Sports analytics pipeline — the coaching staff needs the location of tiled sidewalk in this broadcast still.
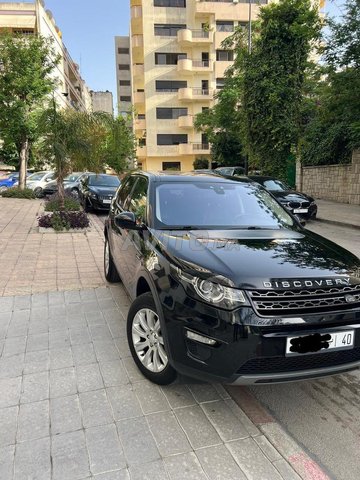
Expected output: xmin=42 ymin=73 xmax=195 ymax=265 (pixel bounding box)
xmin=0 ymin=286 xmax=303 ymax=480
xmin=0 ymin=198 xmax=106 ymax=296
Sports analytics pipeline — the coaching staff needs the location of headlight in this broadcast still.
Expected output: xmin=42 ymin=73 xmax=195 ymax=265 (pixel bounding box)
xmin=89 ymin=192 xmax=97 ymax=199
xmin=174 ymin=267 xmax=248 ymax=310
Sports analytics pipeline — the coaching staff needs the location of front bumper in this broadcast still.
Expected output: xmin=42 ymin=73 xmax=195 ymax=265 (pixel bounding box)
xmin=159 ymin=289 xmax=360 ymax=384
xmin=89 ymin=197 xmax=112 ymax=210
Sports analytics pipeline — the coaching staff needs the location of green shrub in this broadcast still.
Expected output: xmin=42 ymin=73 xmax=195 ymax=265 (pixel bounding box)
xmin=44 ymin=197 xmax=81 ymax=212
xmin=1 ymin=188 xmax=36 ymax=199
xmin=38 ymin=211 xmax=90 ymax=231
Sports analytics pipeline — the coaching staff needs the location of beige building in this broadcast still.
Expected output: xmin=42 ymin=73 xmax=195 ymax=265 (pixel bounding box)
xmin=0 ymin=0 xmax=92 ymax=112
xmin=115 ymin=36 xmax=132 ymax=117
xmin=129 ymin=0 xmax=265 ymax=171
xmin=91 ymin=90 xmax=114 ymax=115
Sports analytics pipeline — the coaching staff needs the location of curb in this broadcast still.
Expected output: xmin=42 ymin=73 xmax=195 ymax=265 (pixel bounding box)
xmin=226 ymin=386 xmax=332 ymax=480
xmin=315 ymin=217 xmax=360 ymax=231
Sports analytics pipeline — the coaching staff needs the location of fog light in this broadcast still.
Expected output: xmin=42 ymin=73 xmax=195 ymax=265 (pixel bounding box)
xmin=186 ymin=330 xmax=217 ymax=346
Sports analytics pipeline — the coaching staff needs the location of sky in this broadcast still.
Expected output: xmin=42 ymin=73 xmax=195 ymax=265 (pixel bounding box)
xmin=4 ymin=0 xmax=344 ymax=112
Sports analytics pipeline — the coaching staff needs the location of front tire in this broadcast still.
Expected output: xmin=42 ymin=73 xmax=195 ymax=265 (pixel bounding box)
xmin=127 ymin=293 xmax=177 ymax=385
xmin=104 ymin=237 xmax=120 ymax=283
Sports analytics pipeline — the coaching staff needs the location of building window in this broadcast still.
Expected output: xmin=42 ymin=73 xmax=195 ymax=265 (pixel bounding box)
xmin=119 ymin=64 xmax=130 ymax=70
xmin=216 ymin=78 xmax=226 ymax=89
xmin=13 ymin=29 xmax=34 ymax=35
xmin=162 ymin=162 xmax=181 ymax=171
xmin=154 ymin=0 xmax=186 ymax=7
xmin=119 ymin=80 xmax=131 ymax=86
xmin=216 ymin=21 xmax=234 ymax=32
xmin=156 ymin=108 xmax=188 ymax=119
xmin=216 ymin=50 xmax=234 ymax=61
xmin=155 ymin=53 xmax=187 ymax=65
xmin=118 ymin=47 xmax=129 ymax=54
xmin=157 ymin=134 xmax=188 ymax=145
xmin=156 ymin=80 xmax=187 ymax=92
xmin=138 ymin=114 xmax=146 ymax=120
xmin=154 ymin=24 xmax=186 ymax=36
xmin=120 ymin=96 xmax=131 ymax=102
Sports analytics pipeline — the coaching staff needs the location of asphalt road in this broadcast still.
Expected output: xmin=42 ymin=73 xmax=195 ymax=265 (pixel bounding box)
xmin=249 ymin=222 xmax=360 ymax=480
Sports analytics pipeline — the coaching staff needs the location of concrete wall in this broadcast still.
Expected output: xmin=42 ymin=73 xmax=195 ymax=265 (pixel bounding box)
xmin=299 ymin=151 xmax=360 ymax=205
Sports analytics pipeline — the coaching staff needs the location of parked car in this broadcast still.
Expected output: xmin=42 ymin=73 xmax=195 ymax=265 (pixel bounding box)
xmin=79 ymin=174 xmax=121 ymax=211
xmin=0 ymin=172 xmax=21 ymax=192
xmin=248 ymin=176 xmax=317 ymax=219
xmin=43 ymin=172 xmax=93 ymax=198
xmin=25 ymin=171 xmax=56 ymax=197
xmin=215 ymin=166 xmax=245 ymax=177
xmin=104 ymin=172 xmax=360 ymax=386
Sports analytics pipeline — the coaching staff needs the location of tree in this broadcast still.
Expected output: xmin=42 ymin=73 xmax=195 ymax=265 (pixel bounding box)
xmin=0 ymin=33 xmax=59 ymax=188
xmin=193 ymin=157 xmax=210 ymax=169
xmin=101 ymin=114 xmax=136 ymax=174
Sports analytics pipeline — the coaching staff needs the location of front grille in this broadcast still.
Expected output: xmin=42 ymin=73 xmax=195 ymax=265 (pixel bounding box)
xmin=98 ymin=195 xmax=112 ymax=200
xmin=288 ymin=200 xmax=310 ymax=209
xmin=249 ymin=285 xmax=360 ymax=316
xmin=237 ymin=347 xmax=360 ymax=375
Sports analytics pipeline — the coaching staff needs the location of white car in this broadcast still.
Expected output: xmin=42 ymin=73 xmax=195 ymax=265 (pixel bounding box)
xmin=24 ymin=171 xmax=56 ymax=197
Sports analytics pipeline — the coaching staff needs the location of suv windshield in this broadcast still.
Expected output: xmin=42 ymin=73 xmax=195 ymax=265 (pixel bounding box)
xmin=262 ymin=179 xmax=290 ymax=192
xmin=64 ymin=173 xmax=82 ymax=182
xmin=88 ymin=175 xmax=120 ymax=187
xmin=155 ymin=182 xmax=294 ymax=229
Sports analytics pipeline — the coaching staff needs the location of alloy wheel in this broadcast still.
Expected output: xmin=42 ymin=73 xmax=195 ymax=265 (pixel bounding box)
xmin=132 ymin=308 xmax=168 ymax=373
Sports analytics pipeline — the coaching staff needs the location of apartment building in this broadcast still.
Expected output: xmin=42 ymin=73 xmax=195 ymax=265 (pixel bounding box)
xmin=91 ymin=90 xmax=114 ymax=115
xmin=129 ymin=0 xmax=265 ymax=171
xmin=0 ymin=0 xmax=92 ymax=112
xmin=115 ymin=36 xmax=132 ymax=117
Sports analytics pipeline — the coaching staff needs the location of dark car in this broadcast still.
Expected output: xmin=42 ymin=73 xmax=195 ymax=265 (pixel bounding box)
xmin=215 ymin=166 xmax=245 ymax=177
xmin=104 ymin=172 xmax=360 ymax=386
xmin=79 ymin=174 xmax=121 ymax=211
xmin=43 ymin=172 xmax=93 ymax=198
xmin=248 ymin=176 xmax=317 ymax=220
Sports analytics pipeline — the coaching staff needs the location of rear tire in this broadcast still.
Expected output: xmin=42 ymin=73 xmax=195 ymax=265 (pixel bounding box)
xmin=34 ymin=187 xmax=43 ymax=198
xmin=104 ymin=237 xmax=120 ymax=283
xmin=127 ymin=293 xmax=177 ymax=385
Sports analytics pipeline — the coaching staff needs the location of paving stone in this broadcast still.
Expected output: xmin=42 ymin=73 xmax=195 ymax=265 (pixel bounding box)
xmin=134 ymin=380 xmax=170 ymax=415
xmin=0 ymin=445 xmax=15 ymax=480
xmin=202 ymin=400 xmax=249 ymax=442
xmin=107 ymin=319 xmax=126 ymax=339
xmin=14 ymin=437 xmax=51 ymax=480
xmin=117 ymin=416 xmax=159 ymax=466
xmin=50 ymin=367 xmax=77 ymax=398
xmin=86 ymin=311 xmax=106 ymax=326
xmin=3 ymin=336 xmax=27 ymax=357
xmin=255 ymin=434 xmax=283 ymax=462
xmin=6 ymin=317 xmax=29 ymax=338
xmin=161 ymin=384 xmax=196 ymax=409
xmin=23 ymin=350 xmax=49 ymax=374
xmin=80 ymin=289 xmax=96 ymax=303
xmin=129 ymin=459 xmax=168 ymax=480
xmin=21 ymin=371 xmax=49 ymax=404
xmin=68 ymin=313 xmax=87 ymax=328
xmin=48 ymin=291 xmax=65 ymax=306
xmin=86 ymin=424 xmax=126 ymax=475
xmin=31 ymin=293 xmax=48 ymax=308
xmin=99 ymin=360 xmax=129 ymax=387
xmin=115 ymin=338 xmax=131 ymax=359
xmin=0 ymin=354 xmax=24 ymax=378
xmin=164 ymin=452 xmax=208 ymax=480
xmin=82 ymin=301 xmax=101 ymax=314
xmin=77 ymin=363 xmax=104 ymax=392
xmin=196 ymin=444 xmax=247 ymax=480
xmin=0 ymin=297 xmax=14 ymax=313
xmin=95 ymin=287 xmax=113 ymax=300
xmin=90 ymin=325 xmax=113 ymax=342
xmin=273 ymin=458 xmax=302 ymax=480
xmin=0 ymin=406 xmax=18 ymax=447
xmin=98 ymin=298 xmax=118 ymax=311
xmin=0 ymin=376 xmax=22 ymax=408
xmin=227 ymin=438 xmax=282 ymax=480
xmin=70 ymin=327 xmax=91 ymax=345
xmin=17 ymin=400 xmax=49 ymax=442
xmin=80 ymin=390 xmax=113 ymax=428
xmin=72 ymin=343 xmax=97 ymax=366
xmin=52 ymin=430 xmax=90 ymax=480
xmin=48 ymin=318 xmax=68 ymax=334
xmin=146 ymin=411 xmax=192 ymax=457
xmin=50 ymin=395 xmax=82 ymax=435
xmin=26 ymin=333 xmax=48 ymax=352
xmin=225 ymin=398 xmax=260 ymax=437
xmin=175 ymin=405 xmax=222 ymax=449
xmin=65 ymin=290 xmax=81 ymax=304
xmin=49 ymin=304 xmax=67 ymax=320
xmin=188 ymin=383 xmax=221 ymax=403
xmin=94 ymin=341 xmax=120 ymax=362
xmin=107 ymin=385 xmax=142 ymax=421
xmin=93 ymin=470 xmax=130 ymax=480
xmin=14 ymin=295 xmax=31 ymax=311
xmin=50 ymin=347 xmax=74 ymax=370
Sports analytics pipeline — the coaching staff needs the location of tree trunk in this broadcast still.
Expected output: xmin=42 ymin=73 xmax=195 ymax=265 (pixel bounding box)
xmin=57 ymin=165 xmax=65 ymax=211
xmin=19 ymin=139 xmax=29 ymax=190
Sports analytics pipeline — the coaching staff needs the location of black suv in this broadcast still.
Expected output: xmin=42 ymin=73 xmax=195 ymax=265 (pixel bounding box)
xmin=104 ymin=172 xmax=360 ymax=385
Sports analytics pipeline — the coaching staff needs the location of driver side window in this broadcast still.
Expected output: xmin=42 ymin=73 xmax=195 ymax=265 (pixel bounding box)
xmin=128 ymin=177 xmax=148 ymax=224
xmin=116 ymin=176 xmax=137 ymax=209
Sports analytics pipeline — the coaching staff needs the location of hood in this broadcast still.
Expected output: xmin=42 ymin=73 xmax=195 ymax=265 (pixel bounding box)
xmin=153 ymin=228 xmax=360 ymax=290
xmin=271 ymin=190 xmax=314 ymax=204
xmin=89 ymin=185 xmax=118 ymax=195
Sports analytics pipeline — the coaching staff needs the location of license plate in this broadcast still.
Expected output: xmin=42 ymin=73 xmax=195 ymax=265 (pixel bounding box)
xmin=286 ymin=330 xmax=354 ymax=356
xmin=102 ymin=199 xmax=111 ymax=204
xmin=293 ymin=208 xmax=308 ymax=213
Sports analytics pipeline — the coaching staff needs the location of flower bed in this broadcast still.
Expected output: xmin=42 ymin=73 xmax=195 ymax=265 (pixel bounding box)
xmin=38 ymin=211 xmax=90 ymax=232
xmin=1 ymin=188 xmax=36 ymax=199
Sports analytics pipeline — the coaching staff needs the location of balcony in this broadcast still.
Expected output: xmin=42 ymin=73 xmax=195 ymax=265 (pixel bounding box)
xmin=134 ymin=91 xmax=145 ymax=106
xmin=178 ymin=115 xmax=194 ymax=129
xmin=178 ymin=144 xmax=193 ymax=155
xmin=133 ymin=63 xmax=144 ymax=80
xmin=178 ymin=87 xmax=213 ymax=102
xmin=131 ymin=6 xmax=143 ymax=35
xmin=195 ymin=0 xmax=262 ymax=21
xmin=132 ymin=35 xmax=144 ymax=63
xmin=177 ymin=28 xmax=213 ymax=46
xmin=192 ymin=143 xmax=210 ymax=154
xmin=137 ymin=145 xmax=147 ymax=157
xmin=177 ymin=59 xmax=213 ymax=75
xmin=134 ymin=118 xmax=146 ymax=130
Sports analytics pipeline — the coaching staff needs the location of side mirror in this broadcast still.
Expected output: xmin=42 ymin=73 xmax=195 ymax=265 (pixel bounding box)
xmin=115 ymin=211 xmax=143 ymax=230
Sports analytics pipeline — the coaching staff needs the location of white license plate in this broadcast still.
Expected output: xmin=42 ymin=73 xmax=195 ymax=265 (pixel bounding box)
xmin=293 ymin=208 xmax=308 ymax=213
xmin=102 ymin=199 xmax=111 ymax=204
xmin=286 ymin=330 xmax=354 ymax=356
